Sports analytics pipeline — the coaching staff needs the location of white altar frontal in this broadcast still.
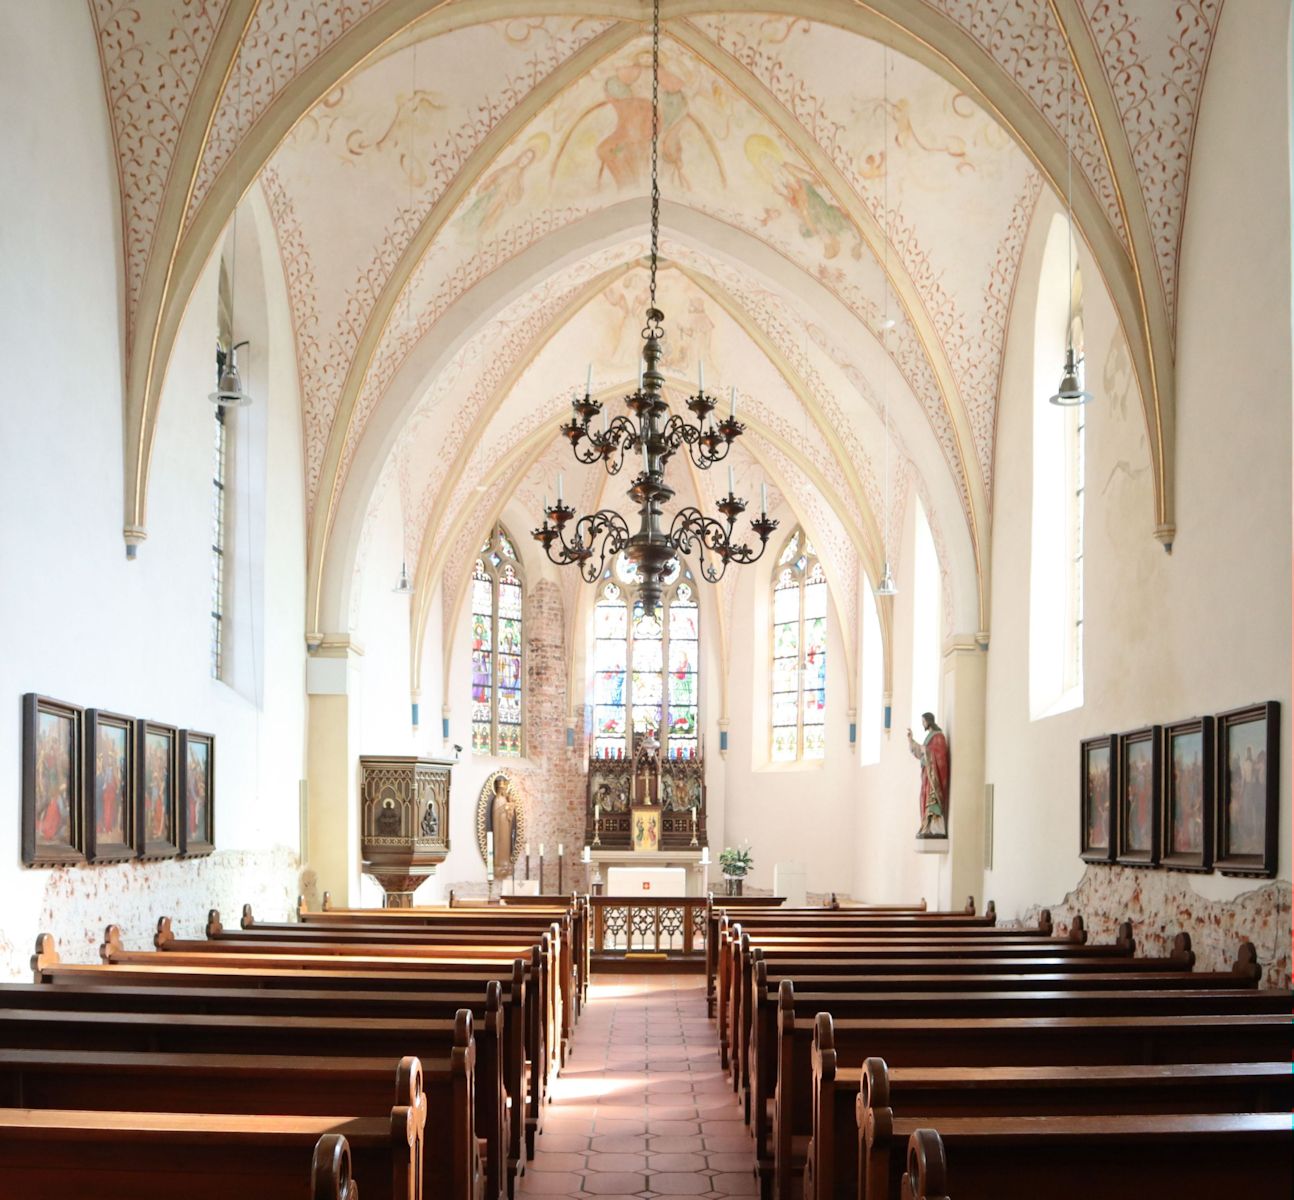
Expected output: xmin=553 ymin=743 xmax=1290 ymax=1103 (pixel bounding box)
xmin=591 ymin=849 xmax=710 ymax=897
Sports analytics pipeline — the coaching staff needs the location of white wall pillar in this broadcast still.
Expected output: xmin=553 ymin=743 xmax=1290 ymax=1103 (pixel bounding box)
xmin=942 ymin=635 xmax=987 ymax=911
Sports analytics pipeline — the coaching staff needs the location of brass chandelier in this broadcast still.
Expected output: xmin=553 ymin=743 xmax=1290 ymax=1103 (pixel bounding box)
xmin=532 ymin=0 xmax=777 ymax=613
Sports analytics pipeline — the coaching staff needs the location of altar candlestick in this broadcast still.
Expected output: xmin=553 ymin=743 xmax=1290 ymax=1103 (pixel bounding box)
xmin=525 ymin=844 xmax=531 ymax=881
xmin=594 ymin=801 xmax=601 ymax=822
xmin=538 ymin=845 xmax=545 ymax=893
xmin=557 ymin=845 xmax=564 ymax=895
xmin=486 ymin=831 xmax=495 ymax=881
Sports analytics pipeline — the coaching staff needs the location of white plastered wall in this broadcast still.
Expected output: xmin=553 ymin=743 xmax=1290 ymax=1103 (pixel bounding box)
xmin=0 ymin=3 xmax=306 ymax=975
xmin=982 ymin=4 xmax=1292 ymax=918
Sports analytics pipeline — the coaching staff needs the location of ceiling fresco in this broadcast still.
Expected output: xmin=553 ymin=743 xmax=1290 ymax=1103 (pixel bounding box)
xmin=88 ymin=0 xmax=1227 ymax=651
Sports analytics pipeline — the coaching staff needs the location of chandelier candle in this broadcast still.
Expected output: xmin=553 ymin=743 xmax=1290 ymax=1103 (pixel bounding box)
xmin=533 ymin=0 xmax=777 ymax=613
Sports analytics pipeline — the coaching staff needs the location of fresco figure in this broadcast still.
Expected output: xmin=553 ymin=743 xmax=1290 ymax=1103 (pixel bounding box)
xmin=745 ymin=134 xmax=861 ymax=259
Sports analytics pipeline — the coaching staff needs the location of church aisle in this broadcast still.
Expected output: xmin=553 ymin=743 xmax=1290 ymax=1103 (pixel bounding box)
xmin=520 ymin=973 xmax=757 ymax=1200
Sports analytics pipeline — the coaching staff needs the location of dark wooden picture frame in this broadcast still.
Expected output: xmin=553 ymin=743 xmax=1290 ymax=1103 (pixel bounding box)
xmin=1116 ymin=726 xmax=1161 ymax=866
xmin=135 ymin=720 xmax=180 ymax=860
xmin=21 ymin=693 xmax=86 ymax=867
xmin=84 ymin=708 xmax=136 ymax=863
xmin=1214 ymin=701 xmax=1280 ymax=878
xmin=179 ymin=729 xmax=215 ymax=856
xmin=1079 ymin=734 xmax=1116 ymax=863
xmin=1159 ymin=716 xmax=1214 ymax=872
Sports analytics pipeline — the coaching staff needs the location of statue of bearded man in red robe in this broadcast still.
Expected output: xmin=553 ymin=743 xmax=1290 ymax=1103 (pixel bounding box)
xmin=907 ymin=712 xmax=950 ymax=838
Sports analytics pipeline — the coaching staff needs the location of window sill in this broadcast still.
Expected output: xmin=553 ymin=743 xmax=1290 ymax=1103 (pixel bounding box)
xmin=753 ymin=759 xmax=827 ymax=774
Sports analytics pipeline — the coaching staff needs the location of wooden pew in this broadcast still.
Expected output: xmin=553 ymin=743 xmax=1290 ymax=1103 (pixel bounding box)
xmin=749 ymin=940 xmax=1267 ymax=1180
xmin=0 ymin=1002 xmax=497 ymax=1200
xmin=0 ymin=1050 xmax=477 ymax=1200
xmin=0 ymin=1110 xmax=423 ymax=1200
xmin=807 ymin=1035 xmax=1294 ymax=1200
xmin=222 ymin=909 xmax=576 ymax=1059
xmin=721 ymin=916 xmax=1110 ymax=1082
xmin=812 ymin=1055 xmax=1294 ymax=1200
xmin=134 ymin=921 xmax=559 ymax=1134
xmin=295 ymin=895 xmax=587 ymax=1016
xmin=893 ymin=1118 xmax=1291 ymax=1200
xmin=775 ymin=1006 xmax=1293 ymax=1200
xmin=17 ymin=968 xmax=511 ymax=1200
xmin=716 ymin=908 xmax=1070 ymax=1068
xmin=38 ymin=933 xmax=542 ymax=1170
xmin=708 ymin=898 xmax=926 ymax=1013
xmin=171 ymin=915 xmax=571 ymax=1082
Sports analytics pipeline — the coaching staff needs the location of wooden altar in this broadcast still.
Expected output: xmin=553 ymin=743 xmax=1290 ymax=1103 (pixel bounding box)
xmin=584 ymin=732 xmax=708 ymax=852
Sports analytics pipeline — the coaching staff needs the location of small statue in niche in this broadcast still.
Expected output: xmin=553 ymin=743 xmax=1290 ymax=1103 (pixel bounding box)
xmin=907 ymin=711 xmax=950 ymax=838
xmin=486 ymin=774 xmax=520 ymax=876
xmin=375 ymin=795 xmax=401 ymax=837
xmin=419 ymin=792 xmax=440 ymax=839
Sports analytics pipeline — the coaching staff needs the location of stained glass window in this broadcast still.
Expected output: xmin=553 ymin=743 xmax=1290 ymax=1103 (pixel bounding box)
xmin=592 ymin=567 xmax=700 ymax=760
xmin=470 ymin=525 xmax=524 ymax=757
xmin=771 ymin=529 xmax=827 ymax=762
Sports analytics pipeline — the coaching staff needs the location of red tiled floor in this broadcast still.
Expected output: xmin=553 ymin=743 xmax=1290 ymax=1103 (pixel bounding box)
xmin=518 ymin=974 xmax=756 ymax=1200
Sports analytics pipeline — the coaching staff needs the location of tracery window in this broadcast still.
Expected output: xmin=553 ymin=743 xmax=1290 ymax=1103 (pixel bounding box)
xmin=592 ymin=555 xmax=699 ymax=760
xmin=470 ymin=526 xmax=524 ymax=757
xmin=770 ymin=529 xmax=827 ymax=762
xmin=210 ymin=258 xmax=233 ymax=682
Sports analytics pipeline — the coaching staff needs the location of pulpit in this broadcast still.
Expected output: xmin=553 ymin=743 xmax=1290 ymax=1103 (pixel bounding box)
xmin=359 ymin=756 xmax=452 ymax=907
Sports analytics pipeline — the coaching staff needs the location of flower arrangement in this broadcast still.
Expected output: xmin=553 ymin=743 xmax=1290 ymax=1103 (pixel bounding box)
xmin=718 ymin=846 xmax=753 ymax=878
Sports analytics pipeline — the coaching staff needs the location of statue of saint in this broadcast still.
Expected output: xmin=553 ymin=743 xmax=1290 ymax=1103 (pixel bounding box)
xmin=488 ymin=775 xmax=520 ymax=875
xmin=907 ymin=712 xmax=950 ymax=837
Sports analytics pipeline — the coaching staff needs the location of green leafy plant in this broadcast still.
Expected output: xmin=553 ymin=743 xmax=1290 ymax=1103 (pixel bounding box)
xmin=718 ymin=846 xmax=753 ymax=877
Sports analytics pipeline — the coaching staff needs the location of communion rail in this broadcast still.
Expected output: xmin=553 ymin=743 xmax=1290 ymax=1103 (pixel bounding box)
xmin=589 ymin=895 xmax=708 ymax=965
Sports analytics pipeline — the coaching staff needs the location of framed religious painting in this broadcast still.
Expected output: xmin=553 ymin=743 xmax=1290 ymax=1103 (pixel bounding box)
xmin=1079 ymin=734 xmax=1116 ymax=863
xmin=84 ymin=708 xmax=136 ymax=863
xmin=1213 ymin=701 xmax=1280 ymax=877
xmin=21 ymin=693 xmax=86 ymax=867
xmin=1115 ymin=726 xmax=1161 ymax=867
xmin=1158 ymin=716 xmax=1214 ymax=873
xmin=179 ymin=729 xmax=215 ymax=856
xmin=135 ymin=720 xmax=180 ymax=859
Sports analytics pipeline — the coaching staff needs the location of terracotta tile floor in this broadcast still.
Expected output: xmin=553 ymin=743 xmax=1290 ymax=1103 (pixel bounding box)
xmin=520 ymin=973 xmax=757 ymax=1200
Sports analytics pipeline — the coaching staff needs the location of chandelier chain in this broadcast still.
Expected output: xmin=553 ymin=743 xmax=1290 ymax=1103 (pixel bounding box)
xmin=648 ymin=0 xmax=661 ymax=308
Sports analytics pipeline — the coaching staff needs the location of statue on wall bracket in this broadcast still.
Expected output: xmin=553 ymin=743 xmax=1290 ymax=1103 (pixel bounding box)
xmin=476 ymin=771 xmax=526 ymax=878
xmin=907 ymin=712 xmax=950 ymax=838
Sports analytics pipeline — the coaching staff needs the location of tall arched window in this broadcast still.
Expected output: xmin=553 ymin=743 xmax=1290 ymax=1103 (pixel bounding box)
xmin=210 ymin=256 xmax=234 ymax=681
xmin=771 ymin=529 xmax=827 ymax=762
xmin=592 ymin=555 xmax=700 ymax=760
xmin=470 ymin=525 xmax=524 ymax=757
xmin=1030 ymin=214 xmax=1086 ymax=718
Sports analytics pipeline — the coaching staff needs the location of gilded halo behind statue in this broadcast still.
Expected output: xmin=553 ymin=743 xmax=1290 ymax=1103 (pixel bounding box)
xmin=475 ymin=771 xmax=527 ymax=878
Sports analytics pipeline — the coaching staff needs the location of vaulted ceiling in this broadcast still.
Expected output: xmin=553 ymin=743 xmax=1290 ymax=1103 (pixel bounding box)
xmin=92 ymin=0 xmax=1223 ymax=677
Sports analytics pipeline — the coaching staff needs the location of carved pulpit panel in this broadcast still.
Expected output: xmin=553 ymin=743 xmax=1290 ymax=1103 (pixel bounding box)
xmin=359 ymin=756 xmax=453 ymax=907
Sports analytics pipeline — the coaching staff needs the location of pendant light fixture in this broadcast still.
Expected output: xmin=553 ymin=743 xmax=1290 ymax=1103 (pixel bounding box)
xmin=210 ymin=30 xmax=253 ymax=409
xmin=876 ymin=46 xmax=897 ymax=598
xmin=393 ymin=561 xmax=414 ymax=595
xmin=533 ymin=0 xmax=776 ymax=614
xmin=1049 ymin=40 xmax=1092 ymax=407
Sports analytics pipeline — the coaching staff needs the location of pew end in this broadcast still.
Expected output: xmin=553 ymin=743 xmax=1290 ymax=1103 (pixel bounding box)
xmin=312 ymin=1133 xmax=360 ymax=1200
xmin=1232 ymin=942 xmax=1261 ymax=984
xmin=297 ymin=894 xmax=309 ymax=920
xmin=902 ymin=1129 xmax=948 ymax=1200
xmin=100 ymin=924 xmax=125 ymax=962
xmin=206 ymin=909 xmax=223 ymax=938
xmin=1171 ymin=932 xmax=1196 ymax=969
xmin=323 ymin=891 xmax=333 ymax=910
xmin=154 ymin=916 xmax=174 ymax=949
xmin=1068 ymin=914 xmax=1088 ymax=944
xmin=30 ymin=933 xmax=59 ymax=981
xmin=1117 ymin=920 xmax=1136 ymax=955
xmin=241 ymin=903 xmax=255 ymax=929
xmin=1038 ymin=909 xmax=1053 ymax=936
